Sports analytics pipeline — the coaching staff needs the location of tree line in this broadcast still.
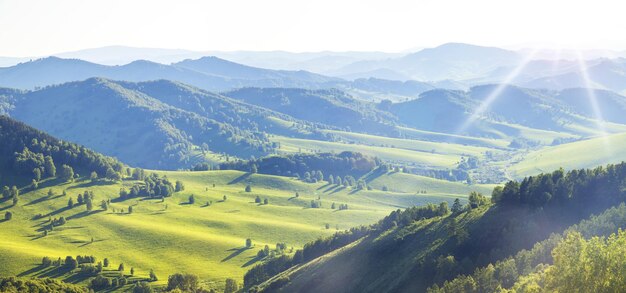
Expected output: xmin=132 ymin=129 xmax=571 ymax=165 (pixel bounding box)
xmin=218 ymin=151 xmax=380 ymax=179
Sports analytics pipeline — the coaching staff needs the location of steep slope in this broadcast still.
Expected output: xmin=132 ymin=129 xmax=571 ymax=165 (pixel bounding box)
xmin=0 ymin=117 xmax=479 ymax=291
xmin=4 ymin=78 xmax=274 ymax=169
xmin=389 ymin=85 xmax=626 ymax=140
xmin=252 ymin=163 xmax=626 ymax=293
xmin=0 ymin=115 xmax=124 ymax=185
xmin=556 ymin=87 xmax=626 ymax=124
xmin=224 ymin=88 xmax=397 ymax=135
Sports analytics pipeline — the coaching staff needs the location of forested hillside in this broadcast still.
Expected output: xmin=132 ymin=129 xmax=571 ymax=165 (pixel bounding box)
xmin=0 ymin=78 xmax=295 ymax=169
xmin=0 ymin=115 xmax=124 ymax=185
xmin=252 ymin=162 xmax=626 ymax=292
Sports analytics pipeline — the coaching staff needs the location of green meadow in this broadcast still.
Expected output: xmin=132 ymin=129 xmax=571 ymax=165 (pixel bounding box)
xmin=0 ymin=170 xmax=485 ymax=290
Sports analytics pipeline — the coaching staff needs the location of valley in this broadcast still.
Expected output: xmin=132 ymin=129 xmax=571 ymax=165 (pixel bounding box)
xmin=1 ymin=18 xmax=626 ymax=291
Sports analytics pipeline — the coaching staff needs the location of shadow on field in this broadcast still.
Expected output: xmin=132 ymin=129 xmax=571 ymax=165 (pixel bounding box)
xmin=228 ymin=173 xmax=251 ymax=185
xmin=68 ymin=180 xmax=116 ymax=190
xmin=67 ymin=209 xmax=104 ymax=220
xmin=222 ymin=246 xmax=251 ymax=262
xmin=25 ymin=194 xmax=64 ymax=206
xmin=44 ymin=205 xmax=73 ymax=218
xmin=79 ymin=239 xmax=105 ymax=247
xmin=18 ymin=264 xmax=47 ymax=277
xmin=19 ymin=265 xmax=72 ymax=279
xmin=63 ymin=273 xmax=92 ymax=284
xmin=242 ymin=256 xmax=262 ymax=267
xmin=330 ymin=186 xmax=347 ymax=194
xmin=0 ymin=204 xmax=14 ymax=212
xmin=362 ymin=169 xmax=385 ymax=183
xmin=322 ymin=184 xmax=341 ymax=193
xmin=317 ymin=183 xmax=333 ymax=191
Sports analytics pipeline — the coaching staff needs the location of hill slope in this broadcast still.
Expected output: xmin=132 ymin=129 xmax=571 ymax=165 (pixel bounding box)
xmin=0 ymin=117 xmax=481 ymax=291
xmin=2 ymin=78 xmax=279 ymax=169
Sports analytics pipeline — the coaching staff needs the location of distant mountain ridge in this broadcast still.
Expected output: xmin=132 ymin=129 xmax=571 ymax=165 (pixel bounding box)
xmin=0 ymin=56 xmax=341 ymax=92
xmin=0 ymin=78 xmax=308 ymax=169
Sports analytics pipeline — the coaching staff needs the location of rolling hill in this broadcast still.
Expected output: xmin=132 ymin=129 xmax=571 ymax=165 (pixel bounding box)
xmin=250 ymin=162 xmax=626 ymax=293
xmin=1 ymin=78 xmax=284 ymax=169
xmin=0 ymin=116 xmax=482 ymax=291
xmin=224 ymin=87 xmax=397 ymax=135
xmin=331 ymin=43 xmax=521 ymax=81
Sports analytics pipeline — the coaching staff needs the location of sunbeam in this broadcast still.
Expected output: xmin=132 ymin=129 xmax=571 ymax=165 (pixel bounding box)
xmin=454 ymin=49 xmax=539 ymax=136
xmin=575 ymin=50 xmax=612 ymax=152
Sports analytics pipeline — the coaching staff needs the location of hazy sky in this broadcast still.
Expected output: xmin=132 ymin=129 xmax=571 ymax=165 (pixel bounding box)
xmin=1 ymin=0 xmax=625 ymax=56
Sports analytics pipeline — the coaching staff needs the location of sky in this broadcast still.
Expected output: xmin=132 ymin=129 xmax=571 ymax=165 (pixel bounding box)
xmin=1 ymin=0 xmax=625 ymax=56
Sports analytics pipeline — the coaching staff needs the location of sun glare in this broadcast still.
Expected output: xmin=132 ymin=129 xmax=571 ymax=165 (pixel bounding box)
xmin=454 ymin=49 xmax=539 ymax=136
xmin=575 ymin=50 xmax=612 ymax=152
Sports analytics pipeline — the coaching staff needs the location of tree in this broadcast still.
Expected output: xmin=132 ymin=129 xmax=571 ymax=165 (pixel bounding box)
xmin=90 ymin=171 xmax=98 ymax=182
xmin=175 ymin=180 xmax=185 ymax=192
xmin=105 ymin=167 xmax=120 ymax=181
xmin=60 ymin=164 xmax=74 ymax=182
xmin=133 ymin=282 xmax=153 ymax=293
xmin=245 ymin=185 xmax=252 ymax=192
xmin=149 ymin=269 xmax=158 ymax=281
xmin=118 ymin=263 xmax=125 ymax=272
xmin=100 ymin=200 xmax=108 ymax=211
xmin=47 ymin=189 xmax=54 ymax=197
xmin=44 ymin=155 xmax=56 ymax=178
xmin=103 ymin=258 xmax=109 ymax=267
xmin=468 ymin=191 xmax=488 ymax=208
xmin=65 ymin=256 xmax=78 ymax=270
xmin=85 ymin=197 xmax=93 ymax=211
xmin=10 ymin=186 xmax=19 ymax=198
xmin=255 ymin=196 xmax=261 ymax=203
xmin=189 ymin=194 xmax=195 ymax=204
xmin=167 ymin=273 xmax=199 ymax=292
xmin=33 ymin=168 xmax=41 ymax=181
xmin=263 ymin=198 xmax=269 ymax=205
xmin=246 ymin=238 xmax=253 ymax=248
xmin=438 ymin=202 xmax=450 ymax=215
xmin=2 ymin=186 xmax=10 ymax=199
xmin=223 ymin=195 xmax=227 ymax=201
xmin=5 ymin=211 xmax=12 ymax=221
xmin=451 ymin=198 xmax=463 ymax=213
xmin=130 ymin=267 xmax=135 ymax=276
xmin=315 ymin=170 xmax=324 ymax=182
xmin=12 ymin=195 xmax=18 ymax=206
xmin=224 ymin=278 xmax=238 ymax=293
xmin=77 ymin=194 xmax=84 ymax=205
xmin=250 ymin=164 xmax=258 ymax=174
xmin=31 ymin=179 xmax=38 ymax=190
xmin=67 ymin=197 xmax=74 ymax=208
xmin=128 ymin=206 xmax=133 ymax=214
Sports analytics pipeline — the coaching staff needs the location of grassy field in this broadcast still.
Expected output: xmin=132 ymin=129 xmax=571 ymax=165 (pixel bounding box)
xmin=509 ymin=132 xmax=626 ymax=178
xmin=272 ymin=136 xmax=462 ymax=169
xmin=323 ymin=130 xmax=496 ymax=158
xmin=0 ymin=170 xmax=488 ymax=291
